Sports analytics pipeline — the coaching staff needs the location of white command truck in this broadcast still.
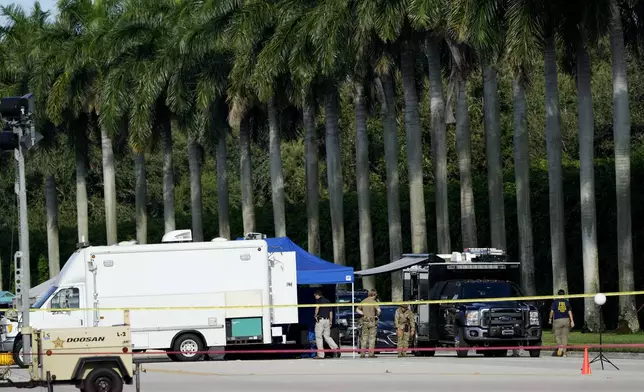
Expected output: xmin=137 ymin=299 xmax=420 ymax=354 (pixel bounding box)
xmin=13 ymin=231 xmax=300 ymax=367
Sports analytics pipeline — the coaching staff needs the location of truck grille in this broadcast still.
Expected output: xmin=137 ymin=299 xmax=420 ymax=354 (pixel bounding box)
xmin=481 ymin=308 xmax=525 ymax=328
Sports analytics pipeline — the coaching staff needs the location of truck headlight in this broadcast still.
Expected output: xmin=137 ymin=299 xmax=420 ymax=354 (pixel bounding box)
xmin=465 ymin=310 xmax=480 ymax=326
xmin=529 ymin=310 xmax=539 ymax=325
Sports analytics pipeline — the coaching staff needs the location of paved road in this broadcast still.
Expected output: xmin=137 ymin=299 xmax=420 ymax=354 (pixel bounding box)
xmin=5 ymin=353 xmax=642 ymax=391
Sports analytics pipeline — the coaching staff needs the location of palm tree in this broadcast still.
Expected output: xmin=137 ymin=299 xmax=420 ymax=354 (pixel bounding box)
xmin=504 ymin=0 xmax=541 ymax=296
xmin=445 ymin=37 xmax=478 ymax=248
xmin=256 ymin=0 xmax=322 ymax=253
xmin=315 ymin=0 xmax=376 ymax=285
xmin=609 ymin=0 xmax=639 ymax=332
xmin=408 ymin=1 xmax=451 ymax=253
xmin=293 ymin=1 xmax=350 ymax=266
xmin=45 ymin=174 xmax=60 ymax=277
xmin=375 ymin=68 xmax=404 ymax=300
xmin=559 ymin=0 xmax=607 ymax=332
xmin=222 ymin=0 xmax=288 ymax=238
xmin=542 ymin=5 xmax=568 ymax=294
xmin=448 ymin=0 xmax=507 ymax=250
xmin=188 ymin=137 xmax=204 ymax=241
xmin=356 ymin=0 xmax=429 ymax=256
xmin=43 ymin=0 xmax=123 ymax=246
xmin=134 ymin=150 xmax=147 ymax=244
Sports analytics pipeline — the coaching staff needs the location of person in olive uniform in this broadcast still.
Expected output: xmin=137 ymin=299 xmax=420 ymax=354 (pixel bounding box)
xmin=394 ymin=304 xmax=415 ymax=357
xmin=356 ymin=289 xmax=381 ymax=358
xmin=549 ymin=289 xmax=575 ymax=357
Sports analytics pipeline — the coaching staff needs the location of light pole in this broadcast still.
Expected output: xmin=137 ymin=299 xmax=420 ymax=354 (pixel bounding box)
xmin=590 ymin=293 xmax=618 ymax=370
xmin=0 ymin=93 xmax=42 ymax=366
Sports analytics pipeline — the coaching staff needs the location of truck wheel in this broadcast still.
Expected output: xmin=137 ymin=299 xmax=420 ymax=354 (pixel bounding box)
xmin=84 ymin=367 xmax=123 ymax=392
xmin=455 ymin=332 xmax=469 ymax=358
xmin=529 ymin=341 xmax=542 ymax=357
xmin=12 ymin=338 xmax=26 ymax=369
xmin=172 ymin=333 xmax=204 ymax=362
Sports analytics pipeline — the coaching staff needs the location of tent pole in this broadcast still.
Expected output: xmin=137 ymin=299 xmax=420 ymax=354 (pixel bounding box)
xmin=351 ymin=281 xmax=355 ymax=359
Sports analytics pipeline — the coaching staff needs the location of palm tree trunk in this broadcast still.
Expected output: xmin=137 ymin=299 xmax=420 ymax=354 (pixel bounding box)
xmin=268 ymin=95 xmax=287 ymax=237
xmin=101 ymin=127 xmax=118 ymax=245
xmin=454 ymin=71 xmax=478 ymax=248
xmin=513 ymin=77 xmax=536 ymax=296
xmin=303 ymin=96 xmax=320 ymax=255
xmin=401 ymin=40 xmax=428 ymax=254
xmin=216 ymin=127 xmax=230 ymax=239
xmin=354 ymin=83 xmax=375 ymax=290
xmin=544 ymin=34 xmax=568 ymax=294
xmin=609 ymin=0 xmax=639 ymax=332
xmin=377 ymin=72 xmax=403 ymax=301
xmin=188 ymin=138 xmax=204 ymax=242
xmin=134 ymin=151 xmax=147 ymax=244
xmin=425 ymin=37 xmax=448 ymax=253
xmin=576 ymin=39 xmax=600 ymax=332
xmin=482 ymin=64 xmax=506 ymax=250
xmin=75 ymin=130 xmax=89 ymax=243
xmin=45 ymin=175 xmax=60 ymax=278
xmin=163 ymin=121 xmax=176 ymax=234
xmin=239 ymin=114 xmax=256 ymax=234
xmin=324 ymin=85 xmax=345 ymax=266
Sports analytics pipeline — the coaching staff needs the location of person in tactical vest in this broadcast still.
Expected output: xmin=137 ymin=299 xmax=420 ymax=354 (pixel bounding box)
xmin=394 ymin=304 xmax=415 ymax=357
xmin=356 ymin=289 xmax=381 ymax=358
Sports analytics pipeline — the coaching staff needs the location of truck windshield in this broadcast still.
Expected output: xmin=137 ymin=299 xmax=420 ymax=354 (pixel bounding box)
xmin=460 ymin=282 xmax=522 ymax=300
xmin=31 ymin=285 xmax=58 ymax=309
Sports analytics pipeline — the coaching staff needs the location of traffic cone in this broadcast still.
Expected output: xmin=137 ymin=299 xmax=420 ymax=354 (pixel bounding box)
xmin=581 ymin=348 xmax=592 ymax=375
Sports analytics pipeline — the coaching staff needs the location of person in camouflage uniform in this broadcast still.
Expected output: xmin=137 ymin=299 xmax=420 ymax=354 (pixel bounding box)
xmin=394 ymin=304 xmax=415 ymax=357
xmin=356 ymin=289 xmax=381 ymax=358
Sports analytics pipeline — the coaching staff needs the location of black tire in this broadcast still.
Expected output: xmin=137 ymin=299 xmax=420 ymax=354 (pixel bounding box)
xmin=171 ymin=333 xmax=204 ymax=362
xmin=13 ymin=338 xmax=26 ymax=369
xmin=494 ymin=350 xmax=508 ymax=357
xmin=529 ymin=341 xmax=542 ymax=358
xmin=84 ymin=367 xmax=123 ymax=392
xmin=455 ymin=331 xmax=469 ymax=358
xmin=415 ymin=341 xmax=436 ymax=357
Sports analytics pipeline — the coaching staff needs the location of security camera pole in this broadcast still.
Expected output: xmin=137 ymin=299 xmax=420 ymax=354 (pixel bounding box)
xmin=0 ymin=93 xmax=41 ymax=366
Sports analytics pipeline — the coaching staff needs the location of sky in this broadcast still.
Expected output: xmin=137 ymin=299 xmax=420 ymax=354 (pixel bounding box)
xmin=0 ymin=0 xmax=58 ymax=23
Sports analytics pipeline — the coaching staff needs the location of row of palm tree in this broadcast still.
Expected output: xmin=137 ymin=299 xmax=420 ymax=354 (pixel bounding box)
xmin=0 ymin=0 xmax=641 ymax=332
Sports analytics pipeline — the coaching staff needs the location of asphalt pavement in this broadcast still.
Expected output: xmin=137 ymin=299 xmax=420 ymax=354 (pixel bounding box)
xmin=4 ymin=352 xmax=642 ymax=391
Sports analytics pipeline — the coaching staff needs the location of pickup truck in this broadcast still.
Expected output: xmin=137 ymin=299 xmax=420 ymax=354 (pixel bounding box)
xmin=414 ymin=279 xmax=542 ymax=357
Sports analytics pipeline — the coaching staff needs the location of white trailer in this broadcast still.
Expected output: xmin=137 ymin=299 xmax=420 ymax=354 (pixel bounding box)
xmin=13 ymin=230 xmax=300 ymax=365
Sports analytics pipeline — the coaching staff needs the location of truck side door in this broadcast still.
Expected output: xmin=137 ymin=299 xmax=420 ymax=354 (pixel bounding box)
xmin=438 ymin=282 xmax=459 ymax=340
xmin=40 ymin=286 xmax=86 ymax=329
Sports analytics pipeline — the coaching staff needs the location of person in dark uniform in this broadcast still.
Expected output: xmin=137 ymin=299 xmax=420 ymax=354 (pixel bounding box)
xmin=549 ymin=289 xmax=575 ymax=357
xmin=313 ymin=290 xmax=339 ymax=359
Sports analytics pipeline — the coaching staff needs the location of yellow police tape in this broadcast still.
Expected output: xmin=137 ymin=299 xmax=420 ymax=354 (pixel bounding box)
xmin=25 ymin=289 xmax=644 ymax=312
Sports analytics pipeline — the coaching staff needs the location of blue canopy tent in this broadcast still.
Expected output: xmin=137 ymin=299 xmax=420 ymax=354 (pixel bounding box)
xmin=237 ymin=236 xmax=356 ymax=356
xmin=263 ymin=237 xmax=354 ymax=285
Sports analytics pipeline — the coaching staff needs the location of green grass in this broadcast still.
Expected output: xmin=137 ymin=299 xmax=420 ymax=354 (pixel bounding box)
xmin=541 ymin=331 xmax=644 ymax=353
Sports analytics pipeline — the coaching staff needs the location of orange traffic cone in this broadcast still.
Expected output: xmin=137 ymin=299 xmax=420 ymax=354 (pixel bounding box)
xmin=581 ymin=348 xmax=592 ymax=375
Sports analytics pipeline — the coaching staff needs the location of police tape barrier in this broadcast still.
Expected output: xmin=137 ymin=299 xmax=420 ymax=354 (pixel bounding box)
xmin=26 ymin=290 xmax=644 ymax=312
xmin=18 ymin=343 xmax=644 ymax=356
